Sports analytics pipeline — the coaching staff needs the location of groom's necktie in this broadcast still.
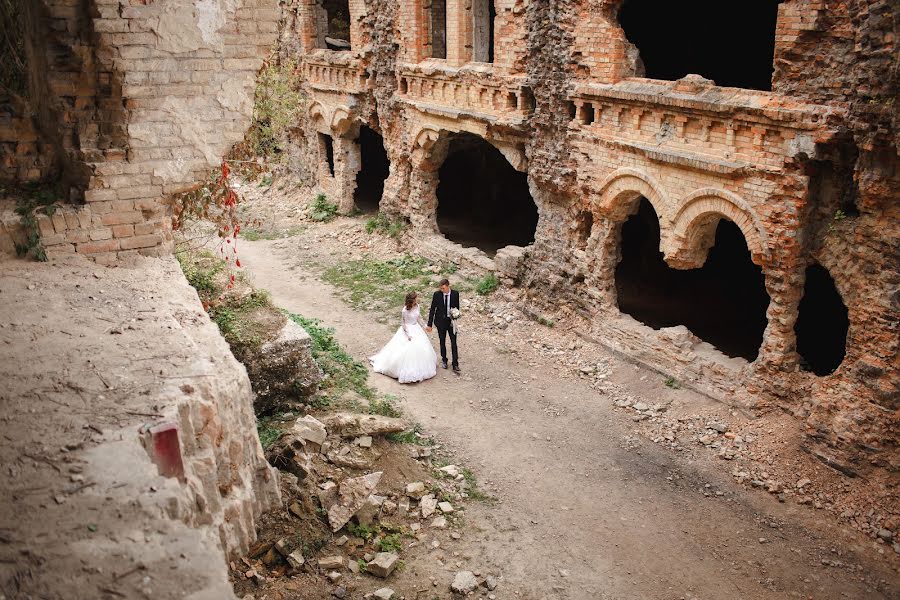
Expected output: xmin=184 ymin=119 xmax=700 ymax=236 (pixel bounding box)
xmin=445 ymin=293 xmax=450 ymax=318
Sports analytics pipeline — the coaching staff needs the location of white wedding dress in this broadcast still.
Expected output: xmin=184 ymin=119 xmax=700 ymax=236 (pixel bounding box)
xmin=370 ymin=305 xmax=438 ymax=383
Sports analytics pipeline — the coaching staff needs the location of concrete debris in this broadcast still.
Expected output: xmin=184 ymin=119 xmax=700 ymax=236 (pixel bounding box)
xmin=286 ymin=551 xmax=304 ymax=570
xmin=431 ymin=516 xmax=448 ymax=529
xmin=438 ymin=501 xmax=454 ymax=514
xmin=484 ymin=575 xmax=499 ymax=590
xmin=356 ymin=494 xmax=386 ymax=526
xmin=373 ymin=588 xmax=395 ymax=600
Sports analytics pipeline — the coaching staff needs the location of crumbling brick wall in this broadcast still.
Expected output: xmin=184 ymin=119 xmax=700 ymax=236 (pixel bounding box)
xmin=1 ymin=0 xmax=280 ymax=264
xmin=280 ymin=0 xmax=898 ymax=472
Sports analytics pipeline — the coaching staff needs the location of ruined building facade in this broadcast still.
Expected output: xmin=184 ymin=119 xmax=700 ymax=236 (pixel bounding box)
xmin=284 ymin=0 xmax=898 ymax=470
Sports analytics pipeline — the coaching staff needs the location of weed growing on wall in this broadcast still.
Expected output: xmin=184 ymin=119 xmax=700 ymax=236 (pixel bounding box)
xmin=310 ymin=193 xmax=338 ymax=222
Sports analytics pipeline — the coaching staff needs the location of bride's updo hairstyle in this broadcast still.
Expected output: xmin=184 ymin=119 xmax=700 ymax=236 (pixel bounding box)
xmin=405 ymin=291 xmax=417 ymax=310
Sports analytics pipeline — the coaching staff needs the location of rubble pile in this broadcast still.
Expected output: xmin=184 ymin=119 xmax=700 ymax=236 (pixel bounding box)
xmin=231 ymin=412 xmax=503 ymax=598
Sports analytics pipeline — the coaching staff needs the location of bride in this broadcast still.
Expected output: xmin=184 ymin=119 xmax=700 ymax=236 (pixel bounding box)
xmin=370 ymin=292 xmax=438 ymax=383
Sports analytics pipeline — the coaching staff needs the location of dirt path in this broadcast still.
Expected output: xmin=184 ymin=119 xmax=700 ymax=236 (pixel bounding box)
xmin=239 ymin=237 xmax=897 ymax=600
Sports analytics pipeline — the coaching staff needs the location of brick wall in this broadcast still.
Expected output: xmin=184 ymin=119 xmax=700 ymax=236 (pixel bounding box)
xmin=2 ymin=0 xmax=280 ymax=263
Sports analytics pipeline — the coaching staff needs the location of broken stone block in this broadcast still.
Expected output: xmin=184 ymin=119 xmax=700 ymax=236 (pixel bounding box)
xmin=348 ymin=559 xmax=360 ymax=574
xmin=286 ymin=551 xmax=305 ymax=570
xmin=494 ymin=245 xmax=527 ymax=284
xmin=321 ymin=413 xmax=407 ymax=438
xmin=274 ymin=537 xmax=296 ymax=557
xmin=367 ymin=552 xmax=399 ymax=578
xmin=319 ymin=556 xmax=345 ymax=571
xmin=373 ymin=588 xmax=395 ymax=600
xmin=245 ymin=318 xmax=323 ymax=414
xmin=356 ymin=435 xmax=373 ymax=448
xmin=327 ymin=571 xmax=342 ymax=582
xmin=327 ymin=472 xmax=383 ymax=532
xmin=405 ymin=481 xmax=426 ymax=499
xmin=439 ymin=464 xmax=460 ymax=477
xmin=451 ymin=571 xmax=478 ymax=594
xmin=420 ymin=495 xmax=438 ymax=518
xmin=438 ymin=501 xmax=454 ymax=514
xmin=382 ymin=500 xmax=397 ymax=515
xmin=355 ymin=494 xmax=386 ymax=526
xmin=483 ymin=575 xmax=499 ymax=590
xmin=397 ymin=497 xmax=410 ymax=516
xmin=293 ymin=415 xmax=327 ymax=447
xmin=431 ymin=516 xmax=448 ymax=529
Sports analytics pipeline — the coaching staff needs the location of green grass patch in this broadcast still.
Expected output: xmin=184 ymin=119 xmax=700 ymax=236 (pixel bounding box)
xmin=368 ymin=394 xmax=402 ymax=418
xmin=461 ymin=467 xmax=493 ymax=502
xmin=286 ymin=312 xmax=374 ymax=404
xmin=365 ymin=212 xmax=406 ymax=238
xmin=256 ymin=415 xmax=285 ymax=450
xmin=387 ymin=424 xmax=434 ymax=445
xmin=310 ymin=193 xmax=338 ymax=222
xmin=377 ymin=533 xmax=403 ymax=553
xmin=322 ymin=255 xmax=431 ymax=314
xmin=475 ymin=273 xmax=500 ymax=295
xmin=664 ymin=377 xmax=681 ymax=390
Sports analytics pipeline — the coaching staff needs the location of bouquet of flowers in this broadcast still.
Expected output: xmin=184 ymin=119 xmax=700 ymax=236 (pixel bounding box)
xmin=450 ymin=307 xmax=461 ymax=335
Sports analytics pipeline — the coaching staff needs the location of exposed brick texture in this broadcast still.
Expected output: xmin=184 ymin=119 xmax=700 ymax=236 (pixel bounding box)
xmin=284 ymin=0 xmax=898 ymax=472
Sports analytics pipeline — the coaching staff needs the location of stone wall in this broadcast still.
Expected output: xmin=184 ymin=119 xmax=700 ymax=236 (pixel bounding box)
xmin=1 ymin=0 xmax=279 ymax=263
xmin=283 ymin=0 xmax=898 ymax=472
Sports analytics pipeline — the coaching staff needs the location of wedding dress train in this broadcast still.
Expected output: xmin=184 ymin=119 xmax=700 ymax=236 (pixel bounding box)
xmin=370 ymin=305 xmax=438 ymax=383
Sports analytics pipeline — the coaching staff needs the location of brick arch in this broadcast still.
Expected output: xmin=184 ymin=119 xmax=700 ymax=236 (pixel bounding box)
xmin=308 ymin=102 xmax=326 ymax=127
xmin=667 ymin=188 xmax=770 ymax=268
xmin=330 ymin=106 xmax=354 ymax=137
xmin=594 ymin=167 xmax=672 ymax=225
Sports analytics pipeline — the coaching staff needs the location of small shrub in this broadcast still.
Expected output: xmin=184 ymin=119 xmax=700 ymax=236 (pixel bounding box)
xmin=664 ymin=377 xmax=681 ymax=389
xmin=475 ymin=273 xmax=500 ymax=295
xmin=537 ymin=316 xmax=555 ymax=328
xmin=377 ymin=533 xmax=403 ymax=553
xmin=347 ymin=522 xmax=378 ymax=542
xmin=311 ymin=193 xmax=338 ymax=222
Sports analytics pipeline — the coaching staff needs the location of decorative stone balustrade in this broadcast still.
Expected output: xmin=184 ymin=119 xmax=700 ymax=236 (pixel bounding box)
xmin=302 ymin=57 xmax=370 ymax=93
xmin=397 ymin=65 xmax=534 ymax=121
xmin=567 ymin=79 xmax=837 ymax=175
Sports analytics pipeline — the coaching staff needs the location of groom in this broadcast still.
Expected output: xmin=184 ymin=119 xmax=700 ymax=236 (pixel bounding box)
xmin=427 ymin=278 xmax=460 ymax=373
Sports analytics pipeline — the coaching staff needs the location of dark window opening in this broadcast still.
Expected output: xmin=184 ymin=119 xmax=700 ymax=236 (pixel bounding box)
xmin=579 ymin=102 xmax=595 ymax=125
xmin=319 ymin=133 xmax=335 ymax=176
xmin=319 ymin=0 xmax=351 ymax=50
xmin=567 ymin=101 xmax=577 ymax=120
xmin=399 ymin=78 xmax=408 ymax=94
xmin=618 ymin=0 xmax=782 ymax=91
xmin=473 ymin=0 xmax=495 ymax=63
xmin=795 ymin=264 xmax=848 ymax=376
xmin=615 ymin=198 xmax=770 ymax=361
xmin=354 ymin=126 xmax=390 ymax=213
xmin=431 ymin=0 xmax=447 ymax=59
xmin=436 ymin=133 xmax=537 ymax=256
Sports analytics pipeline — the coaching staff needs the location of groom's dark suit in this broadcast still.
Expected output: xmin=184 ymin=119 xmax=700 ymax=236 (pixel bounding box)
xmin=427 ymin=289 xmax=460 ymax=369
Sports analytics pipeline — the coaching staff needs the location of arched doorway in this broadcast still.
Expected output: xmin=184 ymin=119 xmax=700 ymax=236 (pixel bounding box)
xmin=794 ymin=264 xmax=849 ymax=375
xmin=615 ymin=198 xmax=770 ymax=361
xmin=354 ymin=126 xmax=390 ymax=213
xmin=435 ymin=133 xmax=537 ymax=256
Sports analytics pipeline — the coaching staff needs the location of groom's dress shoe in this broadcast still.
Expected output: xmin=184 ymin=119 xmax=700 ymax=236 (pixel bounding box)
xmin=452 ymin=365 xmax=461 ymax=373
xmin=442 ymin=360 xmax=448 ymax=369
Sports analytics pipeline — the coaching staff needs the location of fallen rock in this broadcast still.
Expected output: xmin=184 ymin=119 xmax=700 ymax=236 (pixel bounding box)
xmin=431 ymin=516 xmax=448 ymax=529
xmin=356 ymin=494 xmax=386 ymax=526
xmin=286 ymin=551 xmax=305 ymax=569
xmin=373 ymin=588 xmax=395 ymax=600
xmin=267 ymin=437 xmax=314 ymax=480
xmin=406 ymin=482 xmax=426 ymax=499
xmin=484 ymin=575 xmax=499 ymax=590
xmin=420 ymin=495 xmax=438 ymax=518
xmin=274 ymin=538 xmax=296 ymax=557
xmin=321 ymin=413 xmax=406 ymax=438
xmin=357 ymin=435 xmax=373 ymax=448
xmin=439 ymin=465 xmax=460 ymax=477
xmin=438 ymin=501 xmax=454 ymax=514
xmin=367 ymin=552 xmax=399 ymax=578
xmin=319 ymin=556 xmax=345 ymax=571
xmin=293 ymin=415 xmax=327 ymax=447
xmin=327 ymin=472 xmax=383 ymax=532
xmin=451 ymin=571 xmax=478 ymax=594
